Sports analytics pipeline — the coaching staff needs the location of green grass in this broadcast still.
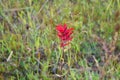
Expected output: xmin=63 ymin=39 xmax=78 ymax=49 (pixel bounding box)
xmin=0 ymin=0 xmax=120 ymax=80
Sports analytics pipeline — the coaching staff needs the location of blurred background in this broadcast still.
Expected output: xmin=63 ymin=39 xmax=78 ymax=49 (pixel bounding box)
xmin=0 ymin=0 xmax=120 ymax=80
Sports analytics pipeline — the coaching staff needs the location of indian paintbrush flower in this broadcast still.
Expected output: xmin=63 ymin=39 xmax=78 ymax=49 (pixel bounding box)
xmin=56 ymin=24 xmax=74 ymax=47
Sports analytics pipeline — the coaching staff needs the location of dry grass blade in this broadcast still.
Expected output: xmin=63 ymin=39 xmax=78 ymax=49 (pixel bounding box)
xmin=6 ymin=51 xmax=13 ymax=62
xmin=37 ymin=0 xmax=49 ymax=15
xmin=3 ymin=7 xmax=31 ymax=12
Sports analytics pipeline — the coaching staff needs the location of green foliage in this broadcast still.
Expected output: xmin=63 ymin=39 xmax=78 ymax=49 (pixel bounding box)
xmin=0 ymin=0 xmax=120 ymax=80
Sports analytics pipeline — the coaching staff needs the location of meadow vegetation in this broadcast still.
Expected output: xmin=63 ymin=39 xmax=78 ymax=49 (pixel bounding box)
xmin=0 ymin=0 xmax=120 ymax=80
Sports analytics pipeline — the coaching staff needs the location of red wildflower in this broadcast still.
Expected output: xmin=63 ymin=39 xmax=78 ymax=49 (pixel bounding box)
xmin=56 ymin=24 xmax=74 ymax=47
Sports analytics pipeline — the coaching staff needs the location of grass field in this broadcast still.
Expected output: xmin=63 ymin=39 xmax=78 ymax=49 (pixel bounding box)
xmin=0 ymin=0 xmax=120 ymax=80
